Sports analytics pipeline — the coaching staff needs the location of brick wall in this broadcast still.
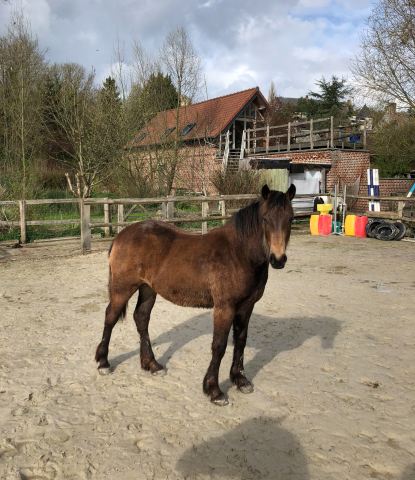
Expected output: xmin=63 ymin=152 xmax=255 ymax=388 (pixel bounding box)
xmin=130 ymin=145 xmax=221 ymax=195
xmin=378 ymin=178 xmax=414 ymax=211
xmin=173 ymin=145 xmax=220 ymax=195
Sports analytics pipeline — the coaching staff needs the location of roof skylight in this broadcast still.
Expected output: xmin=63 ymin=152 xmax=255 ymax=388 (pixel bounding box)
xmin=181 ymin=122 xmax=196 ymax=136
xmin=160 ymin=127 xmax=176 ymax=139
xmin=135 ymin=132 xmax=147 ymax=144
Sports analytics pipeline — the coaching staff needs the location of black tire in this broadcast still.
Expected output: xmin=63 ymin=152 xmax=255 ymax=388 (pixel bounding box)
xmin=366 ymin=219 xmax=385 ymax=238
xmin=393 ymin=222 xmax=406 ymax=241
xmin=374 ymin=223 xmax=398 ymax=241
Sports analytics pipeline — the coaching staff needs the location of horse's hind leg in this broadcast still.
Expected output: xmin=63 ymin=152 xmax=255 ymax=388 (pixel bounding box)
xmin=230 ymin=306 xmax=254 ymax=394
xmin=133 ymin=283 xmax=164 ymax=375
xmin=95 ymin=290 xmax=135 ymax=374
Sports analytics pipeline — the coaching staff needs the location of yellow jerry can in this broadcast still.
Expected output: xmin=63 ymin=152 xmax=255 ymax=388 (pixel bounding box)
xmin=310 ymin=215 xmax=320 ymax=235
xmin=345 ymin=215 xmax=357 ymax=236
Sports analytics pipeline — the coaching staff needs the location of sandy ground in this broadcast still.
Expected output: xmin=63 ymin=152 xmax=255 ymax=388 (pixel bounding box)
xmin=0 ymin=233 xmax=415 ymax=480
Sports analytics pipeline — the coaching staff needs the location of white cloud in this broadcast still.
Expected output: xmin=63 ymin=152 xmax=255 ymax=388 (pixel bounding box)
xmin=0 ymin=0 xmax=373 ymax=100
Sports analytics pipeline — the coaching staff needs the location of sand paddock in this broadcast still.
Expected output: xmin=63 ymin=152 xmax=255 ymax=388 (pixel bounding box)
xmin=0 ymin=234 xmax=414 ymax=480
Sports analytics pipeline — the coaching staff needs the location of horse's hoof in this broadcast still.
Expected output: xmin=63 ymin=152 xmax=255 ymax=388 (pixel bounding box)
xmin=238 ymin=383 xmax=254 ymax=394
xmin=152 ymin=368 xmax=166 ymax=377
xmin=212 ymin=395 xmax=229 ymax=406
xmin=98 ymin=367 xmax=112 ymax=376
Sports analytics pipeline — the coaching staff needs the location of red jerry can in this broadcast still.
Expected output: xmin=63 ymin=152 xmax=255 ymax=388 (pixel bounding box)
xmin=355 ymin=216 xmax=369 ymax=237
xmin=318 ymin=215 xmax=332 ymax=236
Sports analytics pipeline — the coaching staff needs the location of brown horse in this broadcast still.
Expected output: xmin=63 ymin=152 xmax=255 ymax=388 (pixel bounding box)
xmin=95 ymin=184 xmax=296 ymax=405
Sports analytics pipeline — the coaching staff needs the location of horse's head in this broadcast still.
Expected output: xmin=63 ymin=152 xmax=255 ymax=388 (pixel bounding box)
xmin=260 ymin=184 xmax=296 ymax=269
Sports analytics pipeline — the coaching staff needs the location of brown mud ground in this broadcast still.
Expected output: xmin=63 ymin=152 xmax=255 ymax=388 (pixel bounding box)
xmin=0 ymin=233 xmax=414 ymax=479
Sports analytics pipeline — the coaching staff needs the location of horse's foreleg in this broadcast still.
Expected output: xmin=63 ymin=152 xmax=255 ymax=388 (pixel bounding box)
xmin=230 ymin=307 xmax=254 ymax=393
xmin=203 ymin=305 xmax=234 ymax=406
xmin=133 ymin=284 xmax=164 ymax=375
xmin=95 ymin=291 xmax=134 ymax=374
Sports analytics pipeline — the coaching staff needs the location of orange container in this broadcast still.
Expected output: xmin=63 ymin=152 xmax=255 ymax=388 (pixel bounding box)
xmin=310 ymin=215 xmax=320 ymax=235
xmin=318 ymin=215 xmax=332 ymax=236
xmin=355 ymin=216 xmax=368 ymax=237
xmin=345 ymin=215 xmax=357 ymax=236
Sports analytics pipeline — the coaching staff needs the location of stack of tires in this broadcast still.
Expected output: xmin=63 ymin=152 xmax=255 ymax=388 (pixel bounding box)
xmin=365 ymin=220 xmax=406 ymax=241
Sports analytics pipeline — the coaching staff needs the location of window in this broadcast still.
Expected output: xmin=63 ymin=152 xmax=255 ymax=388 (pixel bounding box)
xmin=135 ymin=132 xmax=147 ymax=144
xmin=181 ymin=122 xmax=196 ymax=136
xmin=160 ymin=127 xmax=176 ymax=139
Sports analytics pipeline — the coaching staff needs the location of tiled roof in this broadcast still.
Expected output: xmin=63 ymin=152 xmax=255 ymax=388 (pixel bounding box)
xmin=131 ymin=87 xmax=270 ymax=147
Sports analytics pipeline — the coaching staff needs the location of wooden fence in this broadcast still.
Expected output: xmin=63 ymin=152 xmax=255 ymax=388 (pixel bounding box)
xmin=1 ymin=193 xmax=414 ymax=252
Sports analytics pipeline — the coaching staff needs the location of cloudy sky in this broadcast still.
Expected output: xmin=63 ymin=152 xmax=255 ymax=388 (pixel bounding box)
xmin=0 ymin=0 xmax=373 ymax=100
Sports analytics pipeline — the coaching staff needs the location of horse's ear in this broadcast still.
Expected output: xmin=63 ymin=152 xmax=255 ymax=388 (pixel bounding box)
xmin=286 ymin=184 xmax=296 ymax=201
xmin=261 ymin=184 xmax=271 ymax=200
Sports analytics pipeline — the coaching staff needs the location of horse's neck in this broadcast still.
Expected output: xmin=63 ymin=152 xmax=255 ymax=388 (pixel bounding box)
xmin=229 ymin=220 xmax=268 ymax=267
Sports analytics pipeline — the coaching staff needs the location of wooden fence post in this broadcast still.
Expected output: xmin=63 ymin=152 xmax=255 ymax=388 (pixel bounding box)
xmin=287 ymin=122 xmax=291 ymax=152
xmin=266 ymin=125 xmax=269 ymax=153
xmin=117 ymin=204 xmax=124 ymax=233
xmin=162 ymin=202 xmax=167 ymax=219
xmin=221 ymin=199 xmax=226 ymax=226
xmin=310 ymin=119 xmax=314 ymax=149
xmin=81 ymin=200 xmax=91 ymax=252
xmin=19 ymin=200 xmax=26 ymax=244
xmin=167 ymin=197 xmax=174 ymax=219
xmin=104 ymin=198 xmax=111 ymax=237
xmin=330 ymin=116 xmax=334 ymax=148
xmin=397 ymin=201 xmax=403 ymax=218
xmin=202 ymin=201 xmax=208 ymax=234
xmin=363 ymin=120 xmax=367 ymax=149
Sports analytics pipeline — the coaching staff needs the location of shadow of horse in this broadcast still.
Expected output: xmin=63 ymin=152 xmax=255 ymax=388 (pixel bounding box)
xmin=110 ymin=311 xmax=342 ymax=390
xmin=400 ymin=464 xmax=415 ymax=479
xmin=176 ymin=416 xmax=310 ymax=479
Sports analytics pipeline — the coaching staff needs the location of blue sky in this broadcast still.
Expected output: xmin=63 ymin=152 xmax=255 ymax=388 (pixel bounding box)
xmin=0 ymin=0 xmax=374 ymax=100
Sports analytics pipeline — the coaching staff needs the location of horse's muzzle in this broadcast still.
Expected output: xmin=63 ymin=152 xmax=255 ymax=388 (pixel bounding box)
xmin=270 ymin=253 xmax=287 ymax=269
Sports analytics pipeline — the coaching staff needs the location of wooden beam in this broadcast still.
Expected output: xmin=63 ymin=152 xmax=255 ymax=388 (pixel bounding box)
xmin=117 ymin=204 xmax=124 ymax=233
xmin=81 ymin=200 xmax=91 ymax=252
xmin=266 ymin=125 xmax=269 ymax=153
xmin=167 ymin=197 xmax=174 ymax=219
xmin=398 ymin=201 xmax=403 ymax=217
xmin=104 ymin=198 xmax=111 ymax=237
xmin=221 ymin=200 xmax=226 ymax=226
xmin=202 ymin=201 xmax=208 ymax=234
xmin=19 ymin=200 xmax=26 ymax=244
xmin=310 ymin=119 xmax=314 ymax=150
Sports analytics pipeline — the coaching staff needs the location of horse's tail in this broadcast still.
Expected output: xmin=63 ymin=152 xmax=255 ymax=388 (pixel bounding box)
xmin=108 ymin=241 xmax=127 ymax=321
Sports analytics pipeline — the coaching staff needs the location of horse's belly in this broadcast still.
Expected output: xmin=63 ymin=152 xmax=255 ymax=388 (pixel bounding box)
xmin=159 ymin=288 xmax=214 ymax=309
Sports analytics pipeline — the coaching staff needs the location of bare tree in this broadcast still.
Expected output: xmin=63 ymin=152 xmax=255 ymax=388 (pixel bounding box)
xmin=0 ymin=7 xmax=47 ymax=198
xmin=351 ymin=0 xmax=415 ymax=109
xmin=268 ymin=80 xmax=277 ymax=104
xmin=44 ymin=63 xmax=126 ymax=197
xmin=115 ymin=26 xmax=205 ymax=196
xmin=158 ymin=26 xmax=204 ymax=193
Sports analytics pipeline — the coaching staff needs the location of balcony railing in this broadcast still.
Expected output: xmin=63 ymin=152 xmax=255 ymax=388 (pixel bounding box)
xmin=243 ymin=116 xmax=368 ymax=155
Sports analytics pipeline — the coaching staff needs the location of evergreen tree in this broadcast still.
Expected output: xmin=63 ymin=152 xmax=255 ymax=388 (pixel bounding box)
xmin=142 ymin=72 xmax=178 ymax=116
xmin=297 ymin=75 xmax=352 ymax=119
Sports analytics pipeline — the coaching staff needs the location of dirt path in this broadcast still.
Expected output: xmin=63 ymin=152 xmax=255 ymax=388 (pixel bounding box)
xmin=0 ymin=235 xmax=414 ymax=479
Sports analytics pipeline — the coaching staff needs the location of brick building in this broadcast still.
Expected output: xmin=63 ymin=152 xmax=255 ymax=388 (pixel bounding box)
xmin=130 ymin=87 xmax=412 ymax=211
xmin=130 ymin=87 xmax=270 ymax=195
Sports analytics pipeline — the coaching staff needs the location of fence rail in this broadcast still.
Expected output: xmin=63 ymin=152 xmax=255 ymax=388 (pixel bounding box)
xmin=1 ymin=193 xmax=415 ymax=251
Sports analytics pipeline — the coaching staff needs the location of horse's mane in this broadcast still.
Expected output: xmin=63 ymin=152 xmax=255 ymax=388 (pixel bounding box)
xmin=232 ymin=191 xmax=289 ymax=239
